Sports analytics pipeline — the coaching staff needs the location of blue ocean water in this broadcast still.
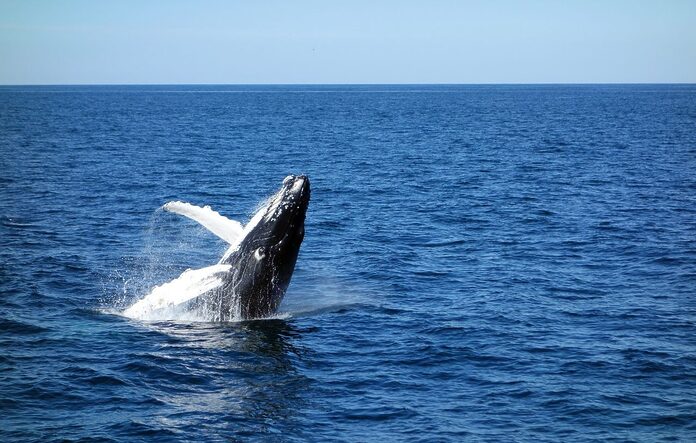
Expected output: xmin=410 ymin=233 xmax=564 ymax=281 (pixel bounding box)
xmin=1 ymin=84 xmax=695 ymax=442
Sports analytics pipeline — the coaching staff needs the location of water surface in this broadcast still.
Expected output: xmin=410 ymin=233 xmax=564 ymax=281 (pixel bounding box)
xmin=1 ymin=84 xmax=695 ymax=442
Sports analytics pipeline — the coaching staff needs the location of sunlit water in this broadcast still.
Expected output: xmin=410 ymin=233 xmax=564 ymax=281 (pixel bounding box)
xmin=1 ymin=85 xmax=695 ymax=442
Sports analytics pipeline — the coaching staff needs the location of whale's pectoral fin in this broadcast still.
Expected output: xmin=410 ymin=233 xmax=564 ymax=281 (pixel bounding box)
xmin=163 ymin=201 xmax=244 ymax=245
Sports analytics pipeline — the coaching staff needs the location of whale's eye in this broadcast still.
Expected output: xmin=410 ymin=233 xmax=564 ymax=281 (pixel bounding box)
xmin=254 ymin=247 xmax=266 ymax=261
xmin=283 ymin=175 xmax=294 ymax=185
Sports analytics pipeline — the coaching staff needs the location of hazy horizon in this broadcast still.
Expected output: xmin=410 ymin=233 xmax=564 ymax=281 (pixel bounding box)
xmin=1 ymin=82 xmax=695 ymax=87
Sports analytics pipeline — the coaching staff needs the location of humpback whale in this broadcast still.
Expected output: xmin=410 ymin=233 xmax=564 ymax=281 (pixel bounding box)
xmin=124 ymin=175 xmax=310 ymax=321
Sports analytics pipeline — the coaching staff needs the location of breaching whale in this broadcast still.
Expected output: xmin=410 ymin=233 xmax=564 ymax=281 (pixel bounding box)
xmin=124 ymin=175 xmax=310 ymax=321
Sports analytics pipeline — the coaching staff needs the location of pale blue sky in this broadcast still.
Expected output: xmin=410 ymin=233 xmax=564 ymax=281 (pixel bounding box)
xmin=1 ymin=0 xmax=694 ymax=84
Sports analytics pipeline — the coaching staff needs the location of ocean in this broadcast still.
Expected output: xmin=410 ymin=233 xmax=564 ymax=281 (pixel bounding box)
xmin=1 ymin=84 xmax=695 ymax=442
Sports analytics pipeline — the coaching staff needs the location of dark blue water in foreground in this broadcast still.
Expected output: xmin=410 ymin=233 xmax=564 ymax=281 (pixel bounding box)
xmin=1 ymin=85 xmax=695 ymax=442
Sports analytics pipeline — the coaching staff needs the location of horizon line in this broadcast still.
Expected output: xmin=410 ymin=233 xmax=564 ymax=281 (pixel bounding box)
xmin=1 ymin=82 xmax=695 ymax=87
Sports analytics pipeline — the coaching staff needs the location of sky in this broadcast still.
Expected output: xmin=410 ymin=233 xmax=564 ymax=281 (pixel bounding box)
xmin=1 ymin=0 xmax=695 ymax=84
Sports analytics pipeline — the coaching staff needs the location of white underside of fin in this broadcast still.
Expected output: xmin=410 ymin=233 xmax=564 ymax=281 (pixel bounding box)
xmin=123 ymin=264 xmax=232 ymax=320
xmin=163 ymin=201 xmax=244 ymax=245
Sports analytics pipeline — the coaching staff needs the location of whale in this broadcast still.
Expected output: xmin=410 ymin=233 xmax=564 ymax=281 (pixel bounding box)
xmin=124 ymin=175 xmax=310 ymax=321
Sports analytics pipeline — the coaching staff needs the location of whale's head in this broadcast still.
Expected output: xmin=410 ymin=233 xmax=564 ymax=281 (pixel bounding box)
xmin=219 ymin=175 xmax=310 ymax=319
xmin=249 ymin=174 xmax=310 ymax=257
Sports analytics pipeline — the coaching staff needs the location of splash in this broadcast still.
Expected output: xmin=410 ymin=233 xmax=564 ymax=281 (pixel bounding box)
xmin=117 ymin=176 xmax=322 ymax=323
xmin=119 ymin=186 xmax=283 ymax=322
